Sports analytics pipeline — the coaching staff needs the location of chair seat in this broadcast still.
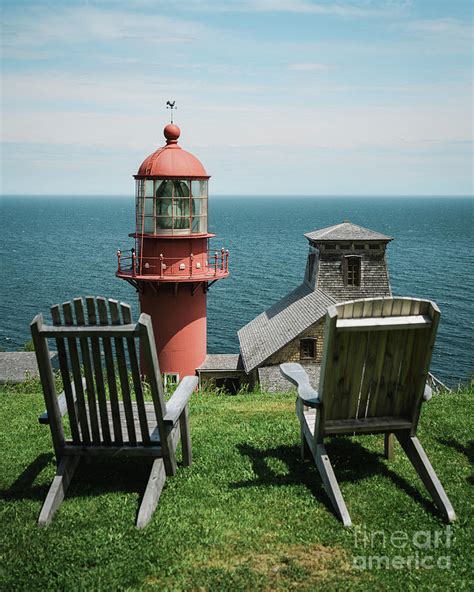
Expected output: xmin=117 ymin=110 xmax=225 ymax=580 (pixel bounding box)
xmin=303 ymin=409 xmax=413 ymax=436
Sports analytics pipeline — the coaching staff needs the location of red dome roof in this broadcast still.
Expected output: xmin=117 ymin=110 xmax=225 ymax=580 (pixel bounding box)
xmin=136 ymin=124 xmax=208 ymax=178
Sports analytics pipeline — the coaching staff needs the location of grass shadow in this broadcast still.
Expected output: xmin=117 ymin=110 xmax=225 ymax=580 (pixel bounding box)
xmin=232 ymin=437 xmax=444 ymax=521
xmin=1 ymin=454 xmax=159 ymax=503
xmin=0 ymin=452 xmax=54 ymax=501
xmin=437 ymin=437 xmax=473 ymax=484
xmin=231 ymin=442 xmax=337 ymax=517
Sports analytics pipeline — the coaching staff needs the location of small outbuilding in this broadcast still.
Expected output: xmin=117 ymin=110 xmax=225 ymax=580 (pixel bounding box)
xmin=237 ymin=221 xmax=393 ymax=391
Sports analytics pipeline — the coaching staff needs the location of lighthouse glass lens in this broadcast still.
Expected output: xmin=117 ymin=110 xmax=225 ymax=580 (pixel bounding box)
xmin=152 ymin=180 xmax=197 ymax=234
xmin=173 ymin=180 xmax=190 ymax=197
xmin=155 ymin=181 xmax=173 ymax=197
xmin=174 ymin=217 xmax=189 ymax=230
xmin=173 ymin=196 xmax=190 ymax=231
xmin=157 ymin=198 xmax=172 ymax=215
xmin=174 ymin=198 xmax=189 ymax=216
xmin=156 ymin=197 xmax=173 ymax=230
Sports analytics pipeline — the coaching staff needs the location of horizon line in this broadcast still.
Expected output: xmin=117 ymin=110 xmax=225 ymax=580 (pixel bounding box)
xmin=1 ymin=193 xmax=473 ymax=199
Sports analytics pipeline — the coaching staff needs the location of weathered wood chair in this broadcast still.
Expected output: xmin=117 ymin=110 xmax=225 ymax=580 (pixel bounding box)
xmin=31 ymin=296 xmax=197 ymax=528
xmin=280 ymin=297 xmax=455 ymax=527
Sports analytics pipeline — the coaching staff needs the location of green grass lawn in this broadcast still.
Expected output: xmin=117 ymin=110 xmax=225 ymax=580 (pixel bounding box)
xmin=0 ymin=381 xmax=472 ymax=591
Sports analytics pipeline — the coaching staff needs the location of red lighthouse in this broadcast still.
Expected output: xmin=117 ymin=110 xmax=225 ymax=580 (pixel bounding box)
xmin=116 ymin=118 xmax=229 ymax=382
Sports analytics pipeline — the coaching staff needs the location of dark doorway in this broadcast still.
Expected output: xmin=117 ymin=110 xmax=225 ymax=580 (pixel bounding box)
xmin=215 ymin=377 xmax=241 ymax=394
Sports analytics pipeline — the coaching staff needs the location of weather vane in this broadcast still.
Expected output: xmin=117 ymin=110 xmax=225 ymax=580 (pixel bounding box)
xmin=166 ymin=100 xmax=177 ymax=123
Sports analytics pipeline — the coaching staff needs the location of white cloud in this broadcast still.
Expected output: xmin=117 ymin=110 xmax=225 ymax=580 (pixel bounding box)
xmin=405 ymin=17 xmax=472 ymax=38
xmin=398 ymin=17 xmax=473 ymax=48
xmin=155 ymin=0 xmax=408 ymax=18
xmin=1 ymin=6 xmax=206 ymax=52
xmin=3 ymin=95 xmax=470 ymax=154
xmin=288 ymin=63 xmax=329 ymax=71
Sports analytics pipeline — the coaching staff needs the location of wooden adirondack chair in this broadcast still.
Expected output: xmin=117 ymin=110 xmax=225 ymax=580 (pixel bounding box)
xmin=31 ymin=296 xmax=197 ymax=528
xmin=280 ymin=297 xmax=455 ymax=527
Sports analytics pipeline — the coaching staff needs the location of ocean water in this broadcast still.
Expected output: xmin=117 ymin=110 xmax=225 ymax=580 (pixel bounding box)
xmin=0 ymin=195 xmax=472 ymax=386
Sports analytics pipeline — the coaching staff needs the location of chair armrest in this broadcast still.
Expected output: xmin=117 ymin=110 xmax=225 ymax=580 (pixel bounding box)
xmin=163 ymin=376 xmax=198 ymax=426
xmin=279 ymin=363 xmax=321 ymax=408
xmin=38 ymin=392 xmax=68 ymax=424
xmin=423 ymin=384 xmax=433 ymax=402
xmin=38 ymin=377 xmax=86 ymax=424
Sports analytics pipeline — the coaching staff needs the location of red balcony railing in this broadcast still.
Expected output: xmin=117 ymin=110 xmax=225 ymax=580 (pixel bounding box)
xmin=116 ymin=247 xmax=229 ymax=280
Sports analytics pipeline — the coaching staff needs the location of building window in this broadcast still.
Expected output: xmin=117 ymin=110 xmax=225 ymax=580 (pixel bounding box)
xmin=354 ymin=243 xmax=365 ymax=250
xmin=163 ymin=373 xmax=180 ymax=391
xmin=345 ymin=256 xmax=361 ymax=287
xmin=300 ymin=338 xmax=316 ymax=360
xmin=369 ymin=244 xmax=379 ymax=250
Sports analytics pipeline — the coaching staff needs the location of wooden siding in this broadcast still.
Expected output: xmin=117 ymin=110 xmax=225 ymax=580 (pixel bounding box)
xmin=315 ymin=249 xmax=391 ymax=301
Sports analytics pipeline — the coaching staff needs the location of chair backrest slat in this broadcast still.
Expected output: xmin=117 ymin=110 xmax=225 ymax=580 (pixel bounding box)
xmin=62 ymin=301 xmax=91 ymax=444
xmin=86 ymin=297 xmax=112 ymax=444
xmin=319 ymin=297 xmax=440 ymax=430
xmin=385 ymin=299 xmax=416 ymax=418
xmin=373 ymin=328 xmax=403 ymax=417
xmin=324 ymin=331 xmax=352 ymax=421
xmin=73 ymin=298 xmax=101 ymax=443
xmin=338 ymin=332 xmax=356 ymax=419
xmin=109 ymin=299 xmax=137 ymax=445
xmin=367 ymin=299 xmax=396 ymax=418
xmin=351 ymin=298 xmax=376 ymax=419
xmin=50 ymin=304 xmax=81 ymax=443
xmin=96 ymin=297 xmax=123 ymax=445
xmin=121 ymin=302 xmax=151 ymax=445
xmin=357 ymin=329 xmax=381 ymax=418
xmin=347 ymin=330 xmax=369 ymax=418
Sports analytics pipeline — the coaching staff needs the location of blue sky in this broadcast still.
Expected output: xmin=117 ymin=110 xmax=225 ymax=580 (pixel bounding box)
xmin=1 ymin=0 xmax=472 ymax=195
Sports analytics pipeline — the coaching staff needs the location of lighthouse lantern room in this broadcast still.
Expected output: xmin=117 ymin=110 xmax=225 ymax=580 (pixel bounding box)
xmin=116 ymin=116 xmax=229 ymax=382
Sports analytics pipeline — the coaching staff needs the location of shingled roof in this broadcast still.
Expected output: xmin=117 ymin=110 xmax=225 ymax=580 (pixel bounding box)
xmin=305 ymin=222 xmax=392 ymax=242
xmin=238 ymin=284 xmax=336 ymax=373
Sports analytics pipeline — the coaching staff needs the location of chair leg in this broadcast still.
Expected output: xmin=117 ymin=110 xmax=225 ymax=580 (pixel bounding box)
xmin=314 ymin=444 xmax=352 ymax=527
xmin=179 ymin=405 xmax=192 ymax=467
xmin=163 ymin=430 xmax=178 ymax=477
xmin=396 ymin=432 xmax=456 ymax=523
xmin=384 ymin=433 xmax=395 ymax=460
xmin=136 ymin=459 xmax=166 ymax=529
xmin=38 ymin=455 xmax=79 ymax=527
xmin=301 ymin=426 xmax=312 ymax=461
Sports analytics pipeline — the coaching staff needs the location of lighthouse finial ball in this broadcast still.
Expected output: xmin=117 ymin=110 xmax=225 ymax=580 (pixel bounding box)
xmin=164 ymin=123 xmax=180 ymax=144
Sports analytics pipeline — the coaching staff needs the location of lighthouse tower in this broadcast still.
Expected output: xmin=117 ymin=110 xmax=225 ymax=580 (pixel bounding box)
xmin=116 ymin=119 xmax=229 ymax=382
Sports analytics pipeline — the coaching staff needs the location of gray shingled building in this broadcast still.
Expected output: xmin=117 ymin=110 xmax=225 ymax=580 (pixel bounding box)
xmin=198 ymin=221 xmax=393 ymax=392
